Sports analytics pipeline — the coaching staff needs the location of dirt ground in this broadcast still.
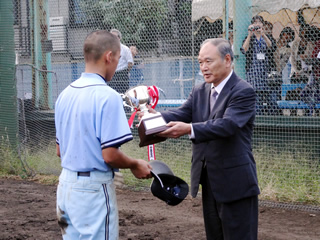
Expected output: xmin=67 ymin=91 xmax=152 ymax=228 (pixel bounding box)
xmin=0 ymin=178 xmax=320 ymax=240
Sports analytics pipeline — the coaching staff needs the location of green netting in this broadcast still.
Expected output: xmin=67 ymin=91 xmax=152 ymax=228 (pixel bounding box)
xmin=1 ymin=0 xmax=320 ymax=208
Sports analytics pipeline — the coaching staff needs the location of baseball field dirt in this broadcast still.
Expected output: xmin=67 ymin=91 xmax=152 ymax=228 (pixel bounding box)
xmin=0 ymin=177 xmax=319 ymax=240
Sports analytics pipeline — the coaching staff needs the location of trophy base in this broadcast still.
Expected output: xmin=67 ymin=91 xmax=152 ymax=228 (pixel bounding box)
xmin=138 ymin=113 xmax=169 ymax=147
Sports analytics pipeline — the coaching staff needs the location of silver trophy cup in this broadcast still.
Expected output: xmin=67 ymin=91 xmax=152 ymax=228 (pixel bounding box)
xmin=121 ymin=85 xmax=168 ymax=147
xmin=121 ymin=85 xmax=151 ymax=114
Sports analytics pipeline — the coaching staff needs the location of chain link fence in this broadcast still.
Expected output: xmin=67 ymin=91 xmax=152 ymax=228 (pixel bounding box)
xmin=1 ymin=0 xmax=320 ymax=208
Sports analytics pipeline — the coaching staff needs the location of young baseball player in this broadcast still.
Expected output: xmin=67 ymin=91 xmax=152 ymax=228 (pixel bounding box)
xmin=55 ymin=30 xmax=152 ymax=239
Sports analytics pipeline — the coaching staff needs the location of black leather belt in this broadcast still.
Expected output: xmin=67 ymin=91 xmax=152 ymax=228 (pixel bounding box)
xmin=77 ymin=172 xmax=90 ymax=177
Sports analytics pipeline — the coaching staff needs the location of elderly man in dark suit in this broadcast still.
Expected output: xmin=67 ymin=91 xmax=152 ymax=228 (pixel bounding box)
xmin=142 ymin=38 xmax=260 ymax=240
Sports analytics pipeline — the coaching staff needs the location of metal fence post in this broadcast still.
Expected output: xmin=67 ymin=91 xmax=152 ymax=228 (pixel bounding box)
xmin=32 ymin=0 xmax=52 ymax=110
xmin=0 ymin=0 xmax=18 ymax=145
xmin=233 ymin=0 xmax=252 ymax=80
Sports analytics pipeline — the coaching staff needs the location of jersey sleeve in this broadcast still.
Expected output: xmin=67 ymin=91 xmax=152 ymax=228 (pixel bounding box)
xmin=97 ymin=90 xmax=133 ymax=149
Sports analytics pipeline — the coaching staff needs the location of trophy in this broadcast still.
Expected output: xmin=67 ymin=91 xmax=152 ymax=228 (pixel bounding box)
xmin=121 ymin=85 xmax=169 ymax=147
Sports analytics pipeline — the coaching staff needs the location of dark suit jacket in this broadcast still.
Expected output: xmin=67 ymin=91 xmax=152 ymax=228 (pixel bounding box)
xmin=161 ymin=72 xmax=260 ymax=203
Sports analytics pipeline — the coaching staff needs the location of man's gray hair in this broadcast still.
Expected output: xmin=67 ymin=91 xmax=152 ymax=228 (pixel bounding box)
xmin=110 ymin=29 xmax=122 ymax=40
xmin=201 ymin=38 xmax=234 ymax=62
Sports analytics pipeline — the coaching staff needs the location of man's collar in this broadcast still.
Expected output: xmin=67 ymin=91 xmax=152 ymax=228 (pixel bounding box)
xmin=211 ymin=70 xmax=233 ymax=94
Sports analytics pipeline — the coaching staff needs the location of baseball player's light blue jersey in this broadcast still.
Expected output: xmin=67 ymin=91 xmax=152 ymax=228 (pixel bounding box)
xmin=55 ymin=73 xmax=133 ymax=172
xmin=55 ymin=72 xmax=132 ymax=239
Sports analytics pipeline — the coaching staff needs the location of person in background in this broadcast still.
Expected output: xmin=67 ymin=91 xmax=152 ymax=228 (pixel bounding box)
xmin=109 ymin=28 xmax=134 ymax=94
xmin=263 ymin=21 xmax=277 ymax=77
xmin=300 ymin=25 xmax=320 ymax=115
xmin=55 ymin=30 xmax=152 ymax=239
xmin=140 ymin=38 xmax=260 ymax=240
xmin=271 ymin=27 xmax=295 ymax=115
xmin=129 ymin=45 xmax=144 ymax=87
xmin=290 ymin=24 xmax=313 ymax=85
xmin=274 ymin=27 xmax=295 ymax=84
xmin=262 ymin=20 xmax=283 ymax=115
xmin=264 ymin=21 xmax=273 ymax=36
xmin=130 ymin=45 xmax=138 ymax=58
xmin=228 ymin=21 xmax=234 ymax=51
xmin=310 ymin=27 xmax=320 ymax=81
xmin=241 ymin=15 xmax=277 ymax=115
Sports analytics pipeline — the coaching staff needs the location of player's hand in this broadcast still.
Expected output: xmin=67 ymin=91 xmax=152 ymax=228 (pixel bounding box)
xmin=157 ymin=121 xmax=191 ymax=139
xmin=130 ymin=159 xmax=152 ymax=179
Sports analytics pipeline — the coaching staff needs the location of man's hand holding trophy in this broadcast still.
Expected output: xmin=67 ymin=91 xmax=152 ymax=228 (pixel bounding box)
xmin=121 ymin=86 xmax=190 ymax=206
xmin=121 ymin=85 xmax=169 ymax=147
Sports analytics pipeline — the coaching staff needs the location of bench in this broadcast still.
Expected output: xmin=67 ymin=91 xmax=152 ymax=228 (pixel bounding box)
xmin=277 ymin=84 xmax=307 ymax=109
xmin=277 ymin=84 xmax=320 ymax=110
xmin=157 ymin=99 xmax=186 ymax=110
xmin=156 ymin=84 xmax=320 ymax=114
xmin=157 ymin=85 xmax=311 ymax=111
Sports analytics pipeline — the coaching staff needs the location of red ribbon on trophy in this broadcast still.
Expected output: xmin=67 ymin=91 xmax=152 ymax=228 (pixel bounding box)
xmin=127 ymin=85 xmax=159 ymax=129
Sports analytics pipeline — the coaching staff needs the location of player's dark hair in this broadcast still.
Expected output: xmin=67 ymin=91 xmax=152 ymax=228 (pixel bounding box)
xmin=83 ymin=30 xmax=120 ymax=63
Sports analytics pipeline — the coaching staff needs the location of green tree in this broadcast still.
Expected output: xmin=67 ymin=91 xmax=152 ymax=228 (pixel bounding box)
xmin=78 ymin=0 xmax=169 ymax=50
xmin=75 ymin=0 xmax=193 ymax=55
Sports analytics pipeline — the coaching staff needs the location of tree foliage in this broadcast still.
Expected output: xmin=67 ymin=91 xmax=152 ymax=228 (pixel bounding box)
xmin=78 ymin=0 xmax=170 ymax=50
xmin=75 ymin=0 xmax=193 ymax=55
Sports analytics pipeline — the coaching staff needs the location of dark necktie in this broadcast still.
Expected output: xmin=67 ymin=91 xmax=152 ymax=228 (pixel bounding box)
xmin=210 ymin=88 xmax=218 ymax=112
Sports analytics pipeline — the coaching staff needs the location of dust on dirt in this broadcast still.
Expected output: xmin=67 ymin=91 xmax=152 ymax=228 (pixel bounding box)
xmin=0 ymin=178 xmax=319 ymax=240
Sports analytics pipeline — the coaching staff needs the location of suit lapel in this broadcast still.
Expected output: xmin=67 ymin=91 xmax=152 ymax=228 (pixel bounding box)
xmin=209 ymin=72 xmax=238 ymax=119
xmin=202 ymin=83 xmax=212 ymax=121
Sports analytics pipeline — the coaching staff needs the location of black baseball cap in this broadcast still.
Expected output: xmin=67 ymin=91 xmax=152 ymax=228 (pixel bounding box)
xmin=149 ymin=160 xmax=189 ymax=206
